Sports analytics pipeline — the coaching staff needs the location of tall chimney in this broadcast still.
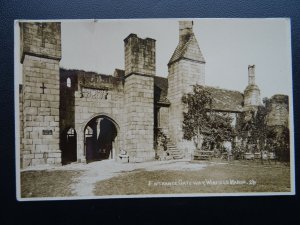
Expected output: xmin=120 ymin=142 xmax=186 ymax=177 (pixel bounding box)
xmin=179 ymin=21 xmax=193 ymax=43
xmin=248 ymin=65 xmax=255 ymax=85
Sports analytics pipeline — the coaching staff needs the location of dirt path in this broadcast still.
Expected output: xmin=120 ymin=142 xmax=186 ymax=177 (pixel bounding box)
xmin=69 ymin=159 xmax=208 ymax=197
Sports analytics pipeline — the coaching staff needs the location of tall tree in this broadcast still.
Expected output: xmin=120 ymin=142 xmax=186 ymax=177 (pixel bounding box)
xmin=182 ymin=85 xmax=233 ymax=150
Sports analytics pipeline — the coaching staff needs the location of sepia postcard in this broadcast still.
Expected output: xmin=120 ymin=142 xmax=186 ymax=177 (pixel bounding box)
xmin=14 ymin=18 xmax=295 ymax=200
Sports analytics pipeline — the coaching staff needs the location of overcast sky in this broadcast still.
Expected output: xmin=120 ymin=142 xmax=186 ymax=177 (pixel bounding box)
xmin=18 ymin=19 xmax=292 ymax=99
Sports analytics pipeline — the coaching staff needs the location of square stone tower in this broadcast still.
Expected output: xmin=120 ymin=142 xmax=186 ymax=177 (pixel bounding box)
xmin=123 ymin=34 xmax=156 ymax=162
xmin=167 ymin=21 xmax=206 ymax=155
xmin=20 ymin=22 xmax=61 ymax=168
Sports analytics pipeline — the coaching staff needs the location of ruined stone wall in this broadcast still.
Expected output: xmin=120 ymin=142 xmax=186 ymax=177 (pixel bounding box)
xmin=267 ymin=95 xmax=289 ymax=127
xmin=59 ymin=72 xmax=77 ymax=135
xmin=73 ymin=82 xmax=125 ymax=163
xmin=20 ymin=22 xmax=61 ymax=168
xmin=124 ymin=34 xmax=155 ymax=76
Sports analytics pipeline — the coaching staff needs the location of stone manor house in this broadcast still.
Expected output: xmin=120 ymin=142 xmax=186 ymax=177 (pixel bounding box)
xmin=18 ymin=21 xmax=289 ymax=168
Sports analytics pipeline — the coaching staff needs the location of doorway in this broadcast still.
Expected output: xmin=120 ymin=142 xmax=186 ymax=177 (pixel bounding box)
xmin=84 ymin=116 xmax=118 ymax=163
xmin=61 ymin=127 xmax=77 ymax=165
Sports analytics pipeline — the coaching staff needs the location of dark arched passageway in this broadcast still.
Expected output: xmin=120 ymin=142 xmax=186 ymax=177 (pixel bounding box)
xmin=61 ymin=127 xmax=77 ymax=165
xmin=84 ymin=116 xmax=118 ymax=163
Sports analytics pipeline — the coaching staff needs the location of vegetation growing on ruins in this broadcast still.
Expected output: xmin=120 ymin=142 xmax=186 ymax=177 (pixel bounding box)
xmin=182 ymin=86 xmax=290 ymax=162
xmin=182 ymin=85 xmax=233 ymax=151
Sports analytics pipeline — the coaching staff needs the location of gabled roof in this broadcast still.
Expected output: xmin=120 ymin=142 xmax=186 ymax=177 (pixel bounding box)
xmin=204 ymin=86 xmax=244 ymax=112
xmin=168 ymin=34 xmax=205 ymax=66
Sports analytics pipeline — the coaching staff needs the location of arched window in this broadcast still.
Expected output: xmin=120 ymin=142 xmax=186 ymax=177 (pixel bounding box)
xmin=67 ymin=127 xmax=75 ymax=135
xmin=67 ymin=77 xmax=71 ymax=88
xmin=85 ymin=126 xmax=93 ymax=136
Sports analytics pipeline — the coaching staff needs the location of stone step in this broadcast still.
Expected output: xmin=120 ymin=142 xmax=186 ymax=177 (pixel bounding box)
xmin=166 ymin=142 xmax=184 ymax=160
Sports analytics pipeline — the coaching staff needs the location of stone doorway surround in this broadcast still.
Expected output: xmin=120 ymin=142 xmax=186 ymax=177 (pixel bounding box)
xmin=76 ymin=114 xmax=120 ymax=163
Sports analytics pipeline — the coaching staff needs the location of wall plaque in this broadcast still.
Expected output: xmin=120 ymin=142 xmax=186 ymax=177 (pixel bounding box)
xmin=42 ymin=130 xmax=53 ymax=135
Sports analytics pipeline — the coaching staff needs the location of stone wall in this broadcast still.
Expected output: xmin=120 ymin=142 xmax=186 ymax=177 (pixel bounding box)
xmin=123 ymin=34 xmax=156 ymax=162
xmin=20 ymin=22 xmax=61 ymax=62
xmin=158 ymin=106 xmax=169 ymax=136
xmin=167 ymin=59 xmax=205 ymax=155
xmin=124 ymin=34 xmax=155 ymax=76
xmin=19 ymin=85 xmax=24 ymax=167
xmin=73 ymin=81 xmax=125 ymax=163
xmin=20 ymin=22 xmax=61 ymax=168
xmin=266 ymin=95 xmax=289 ymax=127
xmin=244 ymin=85 xmax=261 ymax=109
xmin=124 ymin=75 xmax=155 ymax=162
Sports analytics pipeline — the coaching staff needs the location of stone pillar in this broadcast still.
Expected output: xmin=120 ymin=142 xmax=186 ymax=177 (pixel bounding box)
xmin=123 ymin=34 xmax=156 ymax=162
xmin=76 ymin=128 xmax=85 ymax=163
xmin=20 ymin=22 xmax=61 ymax=168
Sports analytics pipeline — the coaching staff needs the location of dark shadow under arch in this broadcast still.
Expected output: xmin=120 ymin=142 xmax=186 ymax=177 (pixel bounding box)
xmin=84 ymin=115 xmax=118 ymax=163
xmin=61 ymin=127 xmax=77 ymax=165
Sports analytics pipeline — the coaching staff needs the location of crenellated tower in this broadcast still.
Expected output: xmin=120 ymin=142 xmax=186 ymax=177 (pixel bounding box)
xmin=123 ymin=34 xmax=156 ymax=162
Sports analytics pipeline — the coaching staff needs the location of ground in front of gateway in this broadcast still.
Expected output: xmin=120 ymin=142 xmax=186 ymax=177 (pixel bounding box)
xmin=20 ymin=159 xmax=291 ymax=198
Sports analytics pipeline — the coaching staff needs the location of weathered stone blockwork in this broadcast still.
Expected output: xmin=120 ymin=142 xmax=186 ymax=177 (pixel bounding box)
xmin=123 ymin=34 xmax=156 ymax=162
xmin=266 ymin=95 xmax=289 ymax=127
xmin=124 ymin=75 xmax=155 ymax=162
xmin=20 ymin=22 xmax=61 ymax=167
xmin=124 ymin=34 xmax=156 ymax=76
xmin=244 ymin=65 xmax=261 ymax=110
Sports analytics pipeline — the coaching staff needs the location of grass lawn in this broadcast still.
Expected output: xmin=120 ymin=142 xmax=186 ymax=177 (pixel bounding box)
xmin=21 ymin=170 xmax=82 ymax=198
xmin=94 ymin=160 xmax=291 ymax=196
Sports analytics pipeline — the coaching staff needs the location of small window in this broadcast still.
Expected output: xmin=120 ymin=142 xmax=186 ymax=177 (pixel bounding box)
xmin=85 ymin=126 xmax=93 ymax=136
xmin=67 ymin=127 xmax=75 ymax=135
xmin=67 ymin=77 xmax=71 ymax=88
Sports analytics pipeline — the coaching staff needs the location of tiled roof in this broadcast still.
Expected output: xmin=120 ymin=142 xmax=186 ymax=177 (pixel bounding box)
xmin=204 ymin=86 xmax=244 ymax=112
xmin=168 ymin=34 xmax=205 ymax=66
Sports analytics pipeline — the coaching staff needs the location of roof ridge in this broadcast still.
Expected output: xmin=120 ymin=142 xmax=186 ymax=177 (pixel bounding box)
xmin=205 ymin=85 xmax=243 ymax=94
xmin=168 ymin=35 xmax=194 ymax=65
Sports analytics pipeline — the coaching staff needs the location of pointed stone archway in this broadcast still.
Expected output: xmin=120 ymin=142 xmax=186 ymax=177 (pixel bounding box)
xmin=83 ymin=115 xmax=119 ymax=163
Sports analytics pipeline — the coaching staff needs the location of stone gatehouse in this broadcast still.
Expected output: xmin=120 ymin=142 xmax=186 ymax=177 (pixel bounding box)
xmin=18 ymin=21 xmax=289 ymax=168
